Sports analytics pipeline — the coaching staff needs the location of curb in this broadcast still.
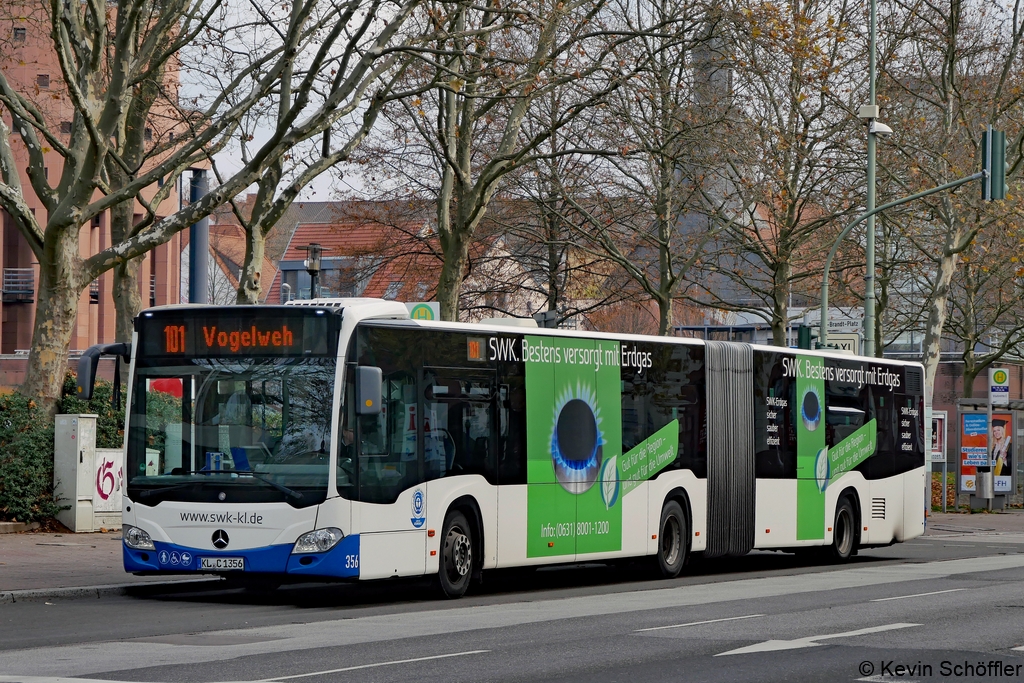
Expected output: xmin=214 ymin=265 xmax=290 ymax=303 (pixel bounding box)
xmin=0 ymin=577 xmax=225 ymax=604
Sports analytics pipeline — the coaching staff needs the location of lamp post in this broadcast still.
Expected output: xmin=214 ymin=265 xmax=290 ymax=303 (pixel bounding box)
xmin=860 ymin=0 xmax=879 ymax=357
xmin=187 ymin=169 xmax=209 ymax=304
xmin=303 ymin=243 xmax=322 ymax=300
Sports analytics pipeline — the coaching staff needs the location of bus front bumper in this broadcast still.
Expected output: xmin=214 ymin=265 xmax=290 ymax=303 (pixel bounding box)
xmin=123 ymin=534 xmax=360 ymax=579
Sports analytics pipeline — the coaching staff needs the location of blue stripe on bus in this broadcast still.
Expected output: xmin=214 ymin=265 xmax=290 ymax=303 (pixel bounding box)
xmin=123 ymin=534 xmax=360 ymax=579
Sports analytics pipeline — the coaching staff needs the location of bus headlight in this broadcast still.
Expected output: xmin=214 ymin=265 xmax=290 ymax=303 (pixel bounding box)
xmin=292 ymin=528 xmax=344 ymax=554
xmin=123 ymin=525 xmax=156 ymax=550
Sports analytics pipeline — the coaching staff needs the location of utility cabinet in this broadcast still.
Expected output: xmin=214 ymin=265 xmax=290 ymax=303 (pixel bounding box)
xmin=53 ymin=414 xmax=123 ymax=532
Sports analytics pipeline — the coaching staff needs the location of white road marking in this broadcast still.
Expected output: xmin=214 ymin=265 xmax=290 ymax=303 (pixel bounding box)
xmin=634 ymin=614 xmax=764 ymax=632
xmin=714 ymin=622 xmax=920 ymax=656
xmin=260 ymin=650 xmax=490 ymax=680
xmin=1011 ymin=645 xmax=1024 ymax=651
xmin=870 ymin=588 xmax=965 ymax=602
xmin=0 ymin=678 xmax=131 ymax=683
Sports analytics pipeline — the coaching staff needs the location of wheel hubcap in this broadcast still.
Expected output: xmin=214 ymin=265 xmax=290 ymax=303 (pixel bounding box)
xmin=662 ymin=515 xmax=681 ymax=566
xmin=445 ymin=526 xmax=472 ymax=579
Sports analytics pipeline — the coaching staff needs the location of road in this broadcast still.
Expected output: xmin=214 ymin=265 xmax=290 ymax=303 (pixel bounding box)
xmin=2 ymin=524 xmax=1024 ymax=683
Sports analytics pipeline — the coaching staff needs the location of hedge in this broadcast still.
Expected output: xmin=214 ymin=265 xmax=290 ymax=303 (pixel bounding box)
xmin=0 ymin=372 xmax=126 ymax=522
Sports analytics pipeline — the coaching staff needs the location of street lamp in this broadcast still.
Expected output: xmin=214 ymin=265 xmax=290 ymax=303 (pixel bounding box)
xmin=860 ymin=0 xmax=880 ymax=357
xmin=303 ymin=243 xmax=322 ymax=300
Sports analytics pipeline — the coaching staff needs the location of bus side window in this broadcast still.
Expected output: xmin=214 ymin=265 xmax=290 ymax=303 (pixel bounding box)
xmin=498 ymin=376 xmax=527 ymax=484
xmin=824 ymin=363 xmax=866 ymax=449
xmin=423 ymin=376 xmax=497 ymax=485
xmin=856 ymin=388 xmax=896 ymax=479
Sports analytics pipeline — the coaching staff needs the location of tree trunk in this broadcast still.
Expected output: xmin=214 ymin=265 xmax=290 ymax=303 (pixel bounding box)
xmin=771 ymin=262 xmax=790 ymax=346
xmin=237 ymin=227 xmax=266 ymax=305
xmin=109 ymin=192 xmax=143 ymax=342
xmin=657 ymin=295 xmax=672 ymax=336
xmin=19 ymin=231 xmax=85 ymax=413
xmin=962 ymin=359 xmax=978 ymax=399
xmin=113 ymin=257 xmax=144 ymax=342
xmin=921 ymin=249 xmax=959 ymax=404
xmin=437 ymin=231 xmax=469 ymax=321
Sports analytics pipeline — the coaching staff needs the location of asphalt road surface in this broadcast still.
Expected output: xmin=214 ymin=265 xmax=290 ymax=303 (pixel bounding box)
xmin=3 ymin=526 xmax=1024 ymax=683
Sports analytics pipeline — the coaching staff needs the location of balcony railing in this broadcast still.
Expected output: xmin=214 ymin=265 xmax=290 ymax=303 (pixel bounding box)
xmin=3 ymin=268 xmax=34 ymax=303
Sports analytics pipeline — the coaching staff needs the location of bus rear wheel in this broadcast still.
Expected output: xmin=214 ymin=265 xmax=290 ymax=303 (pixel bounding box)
xmin=828 ymin=497 xmax=857 ymax=562
xmin=437 ymin=510 xmax=473 ymax=598
xmin=655 ymin=500 xmax=687 ymax=578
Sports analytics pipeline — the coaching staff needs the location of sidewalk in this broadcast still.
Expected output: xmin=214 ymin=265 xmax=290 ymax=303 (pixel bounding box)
xmin=0 ymin=530 xmax=219 ymax=601
xmin=926 ymin=508 xmax=1024 ymax=534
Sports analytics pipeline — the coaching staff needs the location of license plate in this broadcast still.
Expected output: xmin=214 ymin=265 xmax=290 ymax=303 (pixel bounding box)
xmin=199 ymin=557 xmax=244 ymax=571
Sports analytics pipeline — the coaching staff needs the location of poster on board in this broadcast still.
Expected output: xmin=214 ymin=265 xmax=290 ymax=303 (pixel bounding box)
xmin=960 ymin=412 xmax=1013 ymax=493
xmin=931 ymin=410 xmax=947 ymax=463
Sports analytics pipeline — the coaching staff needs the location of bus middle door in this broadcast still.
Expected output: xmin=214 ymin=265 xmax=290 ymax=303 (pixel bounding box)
xmin=422 ymin=369 xmax=499 ymax=571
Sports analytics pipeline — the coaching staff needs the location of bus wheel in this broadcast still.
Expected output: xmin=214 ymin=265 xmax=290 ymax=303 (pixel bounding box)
xmin=437 ymin=510 xmax=473 ymax=598
xmin=656 ymin=500 xmax=687 ymax=578
xmin=829 ymin=497 xmax=857 ymax=562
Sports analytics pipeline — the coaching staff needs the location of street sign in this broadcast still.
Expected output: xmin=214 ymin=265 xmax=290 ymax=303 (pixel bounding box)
xmin=406 ymin=302 xmax=439 ymax=321
xmin=989 ymin=367 xmax=1010 ymax=406
xmin=828 ymin=333 xmax=860 ymax=355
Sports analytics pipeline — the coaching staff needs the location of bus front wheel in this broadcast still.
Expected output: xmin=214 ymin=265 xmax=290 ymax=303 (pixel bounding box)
xmin=437 ymin=510 xmax=473 ymax=598
xmin=655 ymin=500 xmax=687 ymax=578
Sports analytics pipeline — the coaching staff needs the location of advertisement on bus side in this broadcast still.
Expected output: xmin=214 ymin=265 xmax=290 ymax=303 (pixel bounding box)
xmin=524 ymin=336 xmax=677 ymax=558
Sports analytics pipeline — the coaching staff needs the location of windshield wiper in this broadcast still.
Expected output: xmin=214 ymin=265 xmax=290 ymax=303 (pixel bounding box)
xmin=232 ymin=470 xmax=304 ymax=501
xmin=136 ymin=470 xmax=302 ymax=501
xmin=138 ymin=481 xmax=201 ymax=499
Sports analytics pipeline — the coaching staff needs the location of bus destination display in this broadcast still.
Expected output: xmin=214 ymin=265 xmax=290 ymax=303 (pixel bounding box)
xmin=139 ymin=310 xmax=336 ymax=357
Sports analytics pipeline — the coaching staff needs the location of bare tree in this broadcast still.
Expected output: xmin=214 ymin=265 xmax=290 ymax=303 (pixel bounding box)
xmin=562 ymin=0 xmax=727 ymax=336
xmin=0 ymin=0 xmax=423 ymax=408
xmin=877 ymin=0 xmax=1024 ymax=399
xmin=352 ymin=0 xmax=628 ymax=321
xmin=945 ymin=227 xmax=1024 ymax=397
xmin=685 ymin=0 xmax=865 ymax=346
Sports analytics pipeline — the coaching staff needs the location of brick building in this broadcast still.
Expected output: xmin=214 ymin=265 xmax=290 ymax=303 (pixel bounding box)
xmin=0 ymin=9 xmax=181 ymax=361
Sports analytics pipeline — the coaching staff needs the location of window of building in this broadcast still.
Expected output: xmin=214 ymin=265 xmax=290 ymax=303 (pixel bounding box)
xmin=144 ymin=127 xmax=153 ymax=141
xmin=383 ymin=281 xmax=401 ymax=300
xmin=60 ymin=121 xmax=72 ymax=135
xmin=150 ymin=273 xmax=157 ymax=307
xmin=13 ymin=28 xmax=26 ymax=42
xmin=43 ymin=167 xmax=48 ymax=179
xmin=36 ymin=74 xmax=49 ymax=88
xmin=91 ymin=215 xmax=101 ymax=228
xmin=89 ymin=280 xmax=99 ymax=304
xmin=168 ymin=131 xmax=175 ymax=142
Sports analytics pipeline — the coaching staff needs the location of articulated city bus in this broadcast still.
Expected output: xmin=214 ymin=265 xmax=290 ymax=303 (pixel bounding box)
xmin=78 ymin=299 xmax=926 ymax=598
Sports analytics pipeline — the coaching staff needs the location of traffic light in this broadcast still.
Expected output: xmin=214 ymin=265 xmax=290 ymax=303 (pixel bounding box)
xmin=981 ymin=128 xmax=1007 ymax=201
xmin=797 ymin=324 xmax=818 ymax=349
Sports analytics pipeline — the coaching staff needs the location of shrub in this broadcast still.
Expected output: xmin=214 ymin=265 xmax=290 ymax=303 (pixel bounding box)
xmin=0 ymin=372 xmax=126 ymax=522
xmin=0 ymin=394 xmax=60 ymax=522
xmin=60 ymin=371 xmax=126 ymax=449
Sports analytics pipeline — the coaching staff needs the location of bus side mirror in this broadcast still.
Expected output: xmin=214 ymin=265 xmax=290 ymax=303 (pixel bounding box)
xmin=76 ymin=343 xmax=131 ymax=400
xmin=355 ymin=366 xmax=382 ymax=415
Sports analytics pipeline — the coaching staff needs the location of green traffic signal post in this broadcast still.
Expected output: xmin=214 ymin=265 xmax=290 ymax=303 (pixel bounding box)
xmin=820 ymin=128 xmax=1007 ymax=351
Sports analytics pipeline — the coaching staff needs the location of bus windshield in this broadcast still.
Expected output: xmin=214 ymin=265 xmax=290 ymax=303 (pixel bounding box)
xmin=126 ymin=356 xmax=336 ymax=507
